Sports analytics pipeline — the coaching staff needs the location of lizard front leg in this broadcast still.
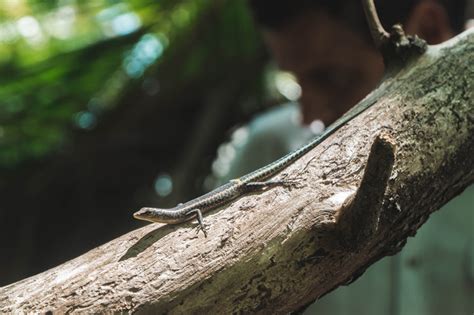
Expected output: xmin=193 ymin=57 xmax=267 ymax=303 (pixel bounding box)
xmin=188 ymin=209 xmax=208 ymax=237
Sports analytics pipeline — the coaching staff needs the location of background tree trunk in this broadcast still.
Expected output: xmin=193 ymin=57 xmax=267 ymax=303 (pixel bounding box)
xmin=0 ymin=28 xmax=472 ymax=314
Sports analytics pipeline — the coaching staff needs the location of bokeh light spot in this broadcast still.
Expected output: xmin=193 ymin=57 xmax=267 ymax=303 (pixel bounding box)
xmin=111 ymin=12 xmax=141 ymax=36
xmin=123 ymin=34 xmax=164 ymax=78
xmin=74 ymin=111 xmax=97 ymax=129
xmin=274 ymin=71 xmax=302 ymax=101
xmin=309 ymin=119 xmax=325 ymax=134
xmin=154 ymin=173 xmax=173 ymax=197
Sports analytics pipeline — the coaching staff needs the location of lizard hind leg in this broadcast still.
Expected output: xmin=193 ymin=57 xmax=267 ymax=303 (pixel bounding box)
xmin=189 ymin=209 xmax=208 ymax=237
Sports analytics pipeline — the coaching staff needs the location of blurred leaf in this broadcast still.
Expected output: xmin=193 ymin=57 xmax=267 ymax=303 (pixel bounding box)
xmin=0 ymin=0 xmax=266 ymax=168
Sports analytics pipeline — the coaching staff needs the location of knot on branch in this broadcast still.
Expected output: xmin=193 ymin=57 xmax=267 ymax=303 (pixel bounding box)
xmin=335 ymin=134 xmax=396 ymax=249
xmin=381 ymin=24 xmax=427 ymax=70
xmin=362 ymin=0 xmax=427 ymax=69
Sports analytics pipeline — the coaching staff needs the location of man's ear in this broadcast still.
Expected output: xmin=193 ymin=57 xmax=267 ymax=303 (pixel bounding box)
xmin=404 ymin=0 xmax=454 ymax=44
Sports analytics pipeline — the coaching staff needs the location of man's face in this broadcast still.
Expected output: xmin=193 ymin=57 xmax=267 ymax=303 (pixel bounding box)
xmin=262 ymin=10 xmax=385 ymax=125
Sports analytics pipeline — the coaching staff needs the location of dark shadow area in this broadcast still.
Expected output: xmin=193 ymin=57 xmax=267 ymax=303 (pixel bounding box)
xmin=119 ymin=225 xmax=175 ymax=261
xmin=0 ymin=0 xmax=270 ymax=286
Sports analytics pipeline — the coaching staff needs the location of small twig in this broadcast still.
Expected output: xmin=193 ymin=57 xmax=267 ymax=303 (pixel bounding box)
xmin=362 ymin=0 xmax=390 ymax=49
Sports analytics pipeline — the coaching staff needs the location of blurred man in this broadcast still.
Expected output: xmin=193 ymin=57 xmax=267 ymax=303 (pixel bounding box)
xmin=214 ymin=1 xmax=472 ymax=314
xmin=254 ymin=0 xmax=463 ymax=125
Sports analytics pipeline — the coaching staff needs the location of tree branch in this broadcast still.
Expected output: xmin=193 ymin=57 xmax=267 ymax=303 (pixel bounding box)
xmin=0 ymin=28 xmax=473 ymax=315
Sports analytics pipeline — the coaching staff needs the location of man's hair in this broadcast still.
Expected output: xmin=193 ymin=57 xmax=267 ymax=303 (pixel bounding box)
xmin=248 ymin=0 xmax=466 ymax=41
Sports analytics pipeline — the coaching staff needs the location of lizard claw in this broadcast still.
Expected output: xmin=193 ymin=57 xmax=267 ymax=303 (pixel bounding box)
xmin=194 ymin=223 xmax=208 ymax=237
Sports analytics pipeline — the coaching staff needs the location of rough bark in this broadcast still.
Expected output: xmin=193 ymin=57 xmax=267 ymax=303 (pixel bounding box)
xmin=0 ymin=29 xmax=473 ymax=314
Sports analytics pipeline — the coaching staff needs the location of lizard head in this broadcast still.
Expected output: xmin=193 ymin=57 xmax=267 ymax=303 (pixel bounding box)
xmin=133 ymin=207 xmax=159 ymax=222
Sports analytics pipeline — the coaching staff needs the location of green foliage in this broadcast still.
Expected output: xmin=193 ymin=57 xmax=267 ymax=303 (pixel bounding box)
xmin=0 ymin=0 xmax=264 ymax=168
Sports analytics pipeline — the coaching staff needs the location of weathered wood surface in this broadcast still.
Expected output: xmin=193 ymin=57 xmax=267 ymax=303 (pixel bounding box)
xmin=0 ymin=29 xmax=472 ymax=314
